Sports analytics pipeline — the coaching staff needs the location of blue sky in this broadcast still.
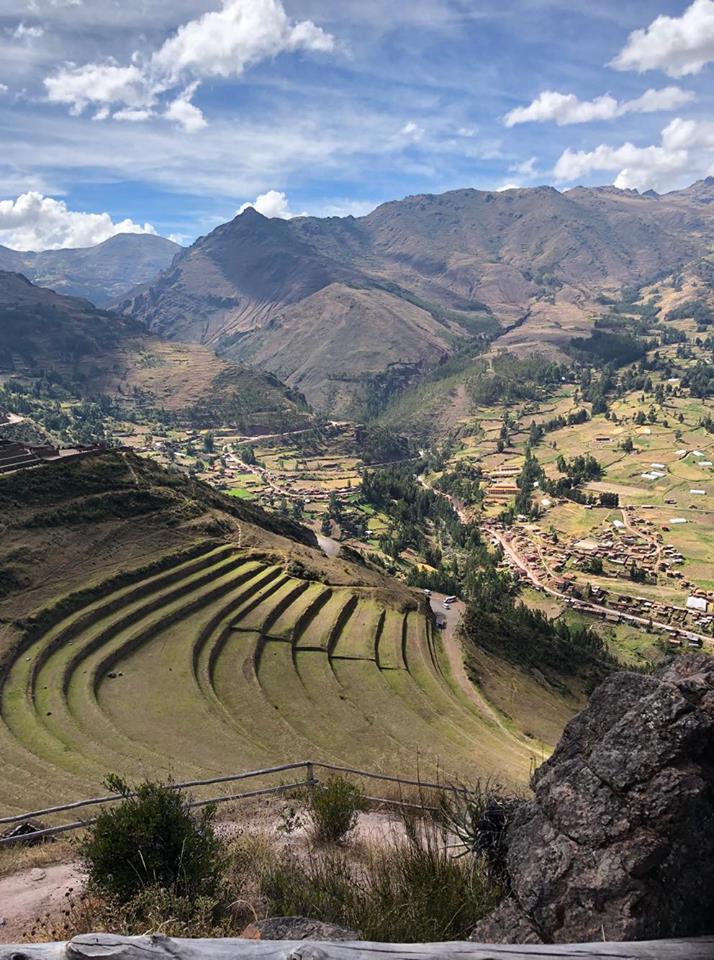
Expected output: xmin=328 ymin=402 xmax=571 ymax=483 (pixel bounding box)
xmin=1 ymin=0 xmax=714 ymax=248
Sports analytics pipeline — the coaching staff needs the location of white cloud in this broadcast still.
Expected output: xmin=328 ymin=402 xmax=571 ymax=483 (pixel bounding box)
xmin=611 ymin=0 xmax=714 ymax=77
xmin=397 ymin=120 xmax=425 ymax=143
xmin=509 ymin=156 xmax=538 ymax=177
xmin=237 ymin=189 xmax=304 ymax=219
xmin=43 ymin=0 xmax=335 ymax=130
xmin=12 ymin=23 xmax=45 ymax=41
xmin=45 ymin=61 xmax=155 ymax=116
xmin=0 ymin=192 xmax=157 ymax=250
xmin=0 ymin=84 xmax=8 ymax=95
xmin=113 ymin=107 xmax=154 ymax=123
xmin=552 ymin=115 xmax=714 ymax=191
xmin=504 ymin=86 xmax=694 ymax=127
xmin=152 ymin=0 xmax=333 ymax=82
xmin=164 ymin=83 xmax=206 ymax=132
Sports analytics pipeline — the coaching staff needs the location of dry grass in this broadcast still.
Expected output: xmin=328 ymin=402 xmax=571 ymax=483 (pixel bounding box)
xmin=0 ymin=839 xmax=75 ymax=879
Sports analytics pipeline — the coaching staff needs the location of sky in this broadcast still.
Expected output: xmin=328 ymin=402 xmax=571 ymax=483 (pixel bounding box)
xmin=1 ymin=0 xmax=714 ymax=249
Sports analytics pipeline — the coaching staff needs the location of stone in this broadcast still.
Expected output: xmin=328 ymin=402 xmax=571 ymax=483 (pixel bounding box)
xmin=241 ymin=918 xmax=360 ymax=942
xmin=472 ymin=655 xmax=714 ymax=944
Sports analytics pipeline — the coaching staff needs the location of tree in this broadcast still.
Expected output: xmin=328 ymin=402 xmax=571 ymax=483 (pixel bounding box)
xmin=202 ymin=432 xmax=215 ymax=454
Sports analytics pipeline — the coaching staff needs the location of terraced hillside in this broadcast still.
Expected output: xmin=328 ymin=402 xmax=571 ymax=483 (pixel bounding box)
xmin=0 ymin=452 xmax=543 ymax=817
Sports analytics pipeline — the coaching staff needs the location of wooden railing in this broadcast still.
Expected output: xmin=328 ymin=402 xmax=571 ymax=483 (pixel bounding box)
xmin=0 ymin=761 xmax=461 ymax=846
xmin=1 ymin=932 xmax=712 ymax=959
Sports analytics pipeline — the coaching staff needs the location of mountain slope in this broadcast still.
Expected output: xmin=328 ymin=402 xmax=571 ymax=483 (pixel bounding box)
xmin=0 ymin=233 xmax=181 ymax=306
xmin=0 ymin=451 xmax=578 ymax=813
xmin=119 ymin=181 xmax=714 ymax=413
xmin=0 ymin=271 xmax=311 ymax=433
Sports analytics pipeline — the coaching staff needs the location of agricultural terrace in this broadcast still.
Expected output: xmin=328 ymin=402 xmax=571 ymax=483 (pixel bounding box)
xmin=416 ymin=283 xmax=714 ymax=664
xmin=0 ymin=543 xmax=539 ymax=818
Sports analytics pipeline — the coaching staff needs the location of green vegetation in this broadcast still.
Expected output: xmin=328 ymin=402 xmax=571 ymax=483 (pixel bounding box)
xmin=468 ymin=353 xmax=568 ymax=406
xmin=80 ymin=777 xmax=220 ymax=902
xmin=306 ymin=775 xmax=367 ymax=843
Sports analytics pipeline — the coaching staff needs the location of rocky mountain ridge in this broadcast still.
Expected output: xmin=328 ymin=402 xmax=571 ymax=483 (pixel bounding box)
xmin=0 ymin=233 xmax=181 ymax=306
xmin=119 ymin=180 xmax=714 ymax=412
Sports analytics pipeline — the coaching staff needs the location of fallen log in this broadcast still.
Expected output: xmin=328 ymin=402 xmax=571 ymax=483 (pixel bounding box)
xmin=1 ymin=933 xmax=713 ymax=960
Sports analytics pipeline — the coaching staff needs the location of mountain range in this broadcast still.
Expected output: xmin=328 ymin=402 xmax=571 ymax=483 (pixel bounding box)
xmin=117 ymin=178 xmax=714 ymax=413
xmin=0 ymin=233 xmax=181 ymax=306
xmin=0 ymin=270 xmax=311 ymax=434
xmin=3 ymin=179 xmax=714 ymax=421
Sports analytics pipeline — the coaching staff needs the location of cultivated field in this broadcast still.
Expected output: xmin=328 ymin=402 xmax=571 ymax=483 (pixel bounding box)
xmin=0 ymin=542 xmax=539 ymax=818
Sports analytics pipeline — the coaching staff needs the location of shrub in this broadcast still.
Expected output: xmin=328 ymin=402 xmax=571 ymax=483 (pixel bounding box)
xmin=306 ymin=776 xmax=366 ymax=843
xmin=79 ymin=776 xmax=220 ymax=903
xmin=439 ymin=783 xmax=522 ymax=882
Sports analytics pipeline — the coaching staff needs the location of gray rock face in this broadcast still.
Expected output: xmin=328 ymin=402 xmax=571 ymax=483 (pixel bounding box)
xmin=473 ymin=655 xmax=714 ymax=944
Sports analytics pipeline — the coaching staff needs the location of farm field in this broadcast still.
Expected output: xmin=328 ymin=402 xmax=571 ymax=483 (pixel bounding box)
xmin=0 ymin=540 xmax=542 ymax=820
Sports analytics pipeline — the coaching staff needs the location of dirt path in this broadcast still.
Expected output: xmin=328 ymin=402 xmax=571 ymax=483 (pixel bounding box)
xmin=430 ymin=595 xmax=533 ymax=757
xmin=0 ymin=862 xmax=83 ymax=943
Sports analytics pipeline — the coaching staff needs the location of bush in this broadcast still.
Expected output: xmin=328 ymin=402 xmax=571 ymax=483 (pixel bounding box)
xmin=439 ymin=783 xmax=522 ymax=882
xmin=307 ymin=776 xmax=366 ymax=843
xmin=79 ymin=776 xmax=220 ymax=903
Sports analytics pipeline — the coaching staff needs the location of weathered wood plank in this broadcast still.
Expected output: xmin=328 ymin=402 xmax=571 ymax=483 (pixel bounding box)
xmin=1 ymin=933 xmax=712 ymax=960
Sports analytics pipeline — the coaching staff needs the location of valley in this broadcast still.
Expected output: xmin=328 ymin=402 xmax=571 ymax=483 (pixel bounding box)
xmin=1 ymin=183 xmax=713 ymax=822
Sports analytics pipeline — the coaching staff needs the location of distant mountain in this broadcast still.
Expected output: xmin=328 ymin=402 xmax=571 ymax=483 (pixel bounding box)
xmin=119 ymin=181 xmax=714 ymax=413
xmin=0 ymin=233 xmax=181 ymax=306
xmin=0 ymin=271 xmax=311 ymax=434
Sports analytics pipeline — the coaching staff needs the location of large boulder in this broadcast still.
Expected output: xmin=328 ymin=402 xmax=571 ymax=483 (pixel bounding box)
xmin=473 ymin=654 xmax=714 ymax=943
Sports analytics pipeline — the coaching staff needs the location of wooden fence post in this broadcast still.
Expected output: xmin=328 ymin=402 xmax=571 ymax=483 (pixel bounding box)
xmin=305 ymin=761 xmax=316 ymax=789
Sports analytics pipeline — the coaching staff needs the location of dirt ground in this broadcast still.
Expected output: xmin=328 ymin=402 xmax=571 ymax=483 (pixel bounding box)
xmin=0 ymin=861 xmax=83 ymax=943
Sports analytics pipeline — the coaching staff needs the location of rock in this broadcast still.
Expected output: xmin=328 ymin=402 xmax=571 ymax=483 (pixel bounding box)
xmin=241 ymin=917 xmax=361 ymax=941
xmin=473 ymin=655 xmax=714 ymax=944
xmin=29 ymin=868 xmax=47 ymax=882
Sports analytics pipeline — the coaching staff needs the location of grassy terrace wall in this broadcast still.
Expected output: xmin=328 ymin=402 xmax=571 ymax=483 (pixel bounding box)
xmin=0 ymin=542 xmax=537 ymax=816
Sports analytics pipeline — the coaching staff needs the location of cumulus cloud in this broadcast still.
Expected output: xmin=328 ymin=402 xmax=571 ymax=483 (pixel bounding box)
xmin=43 ymin=0 xmax=334 ymax=130
xmin=0 ymin=192 xmax=157 ymax=250
xmin=237 ymin=189 xmax=305 ymax=219
xmin=504 ymin=86 xmax=694 ymax=126
xmin=553 ymin=117 xmax=714 ymax=192
xmin=611 ymin=0 xmax=714 ymax=77
xmin=152 ymin=0 xmax=333 ymax=83
xmin=0 ymin=84 xmax=8 ymax=95
xmin=164 ymin=83 xmax=207 ymax=132
xmin=45 ymin=61 xmax=155 ymax=116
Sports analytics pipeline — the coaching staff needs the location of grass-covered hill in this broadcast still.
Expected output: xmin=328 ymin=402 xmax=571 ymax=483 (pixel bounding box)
xmin=0 ymin=271 xmax=312 ymax=434
xmin=0 ymin=451 xmax=563 ymax=817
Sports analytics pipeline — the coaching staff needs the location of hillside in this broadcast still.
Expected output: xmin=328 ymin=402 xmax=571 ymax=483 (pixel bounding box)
xmin=0 ymin=271 xmax=311 ymax=434
xmin=119 ymin=181 xmax=714 ymax=413
xmin=0 ymin=451 xmax=579 ymax=816
xmin=0 ymin=234 xmax=180 ymax=306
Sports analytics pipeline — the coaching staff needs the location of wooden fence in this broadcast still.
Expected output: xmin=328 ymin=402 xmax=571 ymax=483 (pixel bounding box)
xmin=0 ymin=761 xmax=462 ymax=846
xmin=1 ymin=932 xmax=712 ymax=960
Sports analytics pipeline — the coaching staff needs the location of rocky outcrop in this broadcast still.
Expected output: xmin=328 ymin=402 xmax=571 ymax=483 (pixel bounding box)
xmin=473 ymin=655 xmax=714 ymax=944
